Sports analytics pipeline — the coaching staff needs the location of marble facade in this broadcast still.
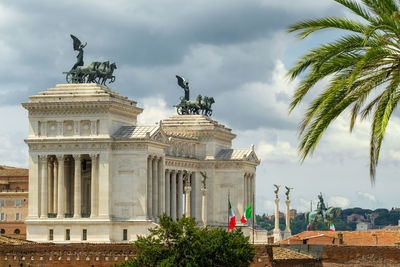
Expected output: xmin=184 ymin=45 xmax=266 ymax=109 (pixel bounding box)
xmin=22 ymin=83 xmax=260 ymax=243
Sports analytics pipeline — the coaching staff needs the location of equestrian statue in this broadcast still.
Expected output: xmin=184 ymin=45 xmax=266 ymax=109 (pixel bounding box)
xmin=304 ymin=193 xmax=341 ymax=230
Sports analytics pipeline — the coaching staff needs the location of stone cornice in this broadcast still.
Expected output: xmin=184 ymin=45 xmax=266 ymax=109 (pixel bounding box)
xmin=22 ymin=101 xmax=143 ymax=118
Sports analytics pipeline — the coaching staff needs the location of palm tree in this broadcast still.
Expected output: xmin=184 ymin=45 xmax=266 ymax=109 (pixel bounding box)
xmin=288 ymin=0 xmax=400 ymax=183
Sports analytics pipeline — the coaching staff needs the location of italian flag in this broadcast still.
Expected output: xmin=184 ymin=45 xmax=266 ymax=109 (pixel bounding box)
xmin=240 ymin=203 xmax=252 ymax=223
xmin=329 ymin=223 xmax=335 ymax=231
xmin=229 ymin=201 xmax=236 ymax=230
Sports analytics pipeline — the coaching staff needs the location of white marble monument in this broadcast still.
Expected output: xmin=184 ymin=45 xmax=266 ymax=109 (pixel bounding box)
xmin=22 ymin=83 xmax=260 ymax=243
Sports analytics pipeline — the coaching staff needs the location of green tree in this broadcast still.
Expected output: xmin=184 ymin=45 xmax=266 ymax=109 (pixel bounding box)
xmin=115 ymin=214 xmax=255 ymax=267
xmin=288 ymin=0 xmax=400 ymax=182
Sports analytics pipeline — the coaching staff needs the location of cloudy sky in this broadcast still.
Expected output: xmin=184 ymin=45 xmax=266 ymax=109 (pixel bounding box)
xmin=1 ymin=0 xmax=400 ymax=215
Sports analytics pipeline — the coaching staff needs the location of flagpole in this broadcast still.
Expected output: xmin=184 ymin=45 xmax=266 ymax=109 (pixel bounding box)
xmin=252 ymin=192 xmax=255 ymax=245
xmin=228 ymin=190 xmax=230 ymax=231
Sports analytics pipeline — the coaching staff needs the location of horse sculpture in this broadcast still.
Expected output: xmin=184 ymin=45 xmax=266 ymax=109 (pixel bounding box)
xmin=305 ymin=193 xmax=342 ymax=229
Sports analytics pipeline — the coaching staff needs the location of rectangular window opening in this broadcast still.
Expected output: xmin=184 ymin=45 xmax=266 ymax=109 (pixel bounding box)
xmin=15 ymin=199 xmax=21 ymax=207
xmin=0 ymin=199 xmax=4 ymax=207
xmin=66 ymin=229 xmax=70 ymax=241
xmin=82 ymin=229 xmax=87 ymax=241
xmin=123 ymin=229 xmax=128 ymax=241
xmin=49 ymin=229 xmax=54 ymax=241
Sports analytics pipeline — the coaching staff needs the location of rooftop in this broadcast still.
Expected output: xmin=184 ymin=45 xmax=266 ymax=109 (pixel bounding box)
xmin=0 ymin=166 xmax=28 ymax=177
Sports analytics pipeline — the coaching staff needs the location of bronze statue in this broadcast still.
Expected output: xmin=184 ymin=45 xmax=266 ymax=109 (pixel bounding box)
xmin=273 ymin=184 xmax=280 ymax=198
xmin=70 ymin=34 xmax=86 ymax=71
xmin=176 ymin=75 xmax=190 ymax=101
xmin=200 ymin=171 xmax=207 ymax=189
xmin=183 ymin=170 xmax=191 ymax=186
xmin=304 ymin=193 xmax=341 ymax=230
xmin=174 ymin=75 xmax=214 ymax=116
xmin=63 ymin=34 xmax=117 ymax=85
xmin=285 ymin=186 xmax=293 ymax=200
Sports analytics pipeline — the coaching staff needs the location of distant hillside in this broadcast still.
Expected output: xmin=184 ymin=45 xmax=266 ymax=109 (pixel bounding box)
xmin=256 ymin=207 xmax=400 ymax=235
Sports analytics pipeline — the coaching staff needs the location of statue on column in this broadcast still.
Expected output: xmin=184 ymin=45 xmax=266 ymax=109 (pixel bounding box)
xmin=285 ymin=186 xmax=293 ymax=200
xmin=273 ymin=184 xmax=280 ymax=198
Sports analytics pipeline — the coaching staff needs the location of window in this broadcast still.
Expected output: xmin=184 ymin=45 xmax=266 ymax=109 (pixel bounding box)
xmin=123 ymin=229 xmax=128 ymax=241
xmin=0 ymin=229 xmax=4 ymax=234
xmin=82 ymin=229 xmax=87 ymax=241
xmin=49 ymin=229 xmax=54 ymax=241
xmin=66 ymin=229 xmax=70 ymax=241
xmin=15 ymin=213 xmax=21 ymax=221
xmin=15 ymin=199 xmax=21 ymax=207
xmin=14 ymin=229 xmax=20 ymax=235
xmin=0 ymin=213 xmax=6 ymax=221
xmin=0 ymin=199 xmax=4 ymax=207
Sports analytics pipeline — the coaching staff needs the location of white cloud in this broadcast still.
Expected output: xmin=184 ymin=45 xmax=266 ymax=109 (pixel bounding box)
xmin=257 ymin=140 xmax=298 ymax=163
xmin=357 ymin=192 xmax=376 ymax=202
xmin=137 ymin=97 xmax=175 ymax=125
xmin=328 ymin=196 xmax=350 ymax=209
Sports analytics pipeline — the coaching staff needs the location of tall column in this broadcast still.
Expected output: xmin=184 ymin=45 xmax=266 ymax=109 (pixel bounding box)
xmin=152 ymin=157 xmax=158 ymax=218
xmin=273 ymin=197 xmax=282 ymax=242
xmin=171 ymin=171 xmax=177 ymax=221
xmin=147 ymin=156 xmax=152 ymax=219
xmin=243 ymin=173 xmax=249 ymax=208
xmin=201 ymin=187 xmax=208 ymax=225
xmin=283 ymin=199 xmax=292 ymax=239
xmin=48 ymin=160 xmax=54 ymax=214
xmin=90 ymin=154 xmax=98 ymax=218
xmin=177 ymin=171 xmax=183 ymax=219
xmin=53 ymin=161 xmax=58 ymax=214
xmin=56 ymin=155 xmax=65 ymax=218
xmin=165 ymin=170 xmax=171 ymax=216
xmin=158 ymin=158 xmax=165 ymax=214
xmin=73 ymin=154 xmax=82 ymax=218
xmin=184 ymin=172 xmax=191 ymax=217
xmin=40 ymin=155 xmax=48 ymax=218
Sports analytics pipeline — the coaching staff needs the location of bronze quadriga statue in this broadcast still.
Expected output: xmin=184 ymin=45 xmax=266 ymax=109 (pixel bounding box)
xmin=63 ymin=35 xmax=117 ymax=85
xmin=174 ymin=75 xmax=215 ymax=116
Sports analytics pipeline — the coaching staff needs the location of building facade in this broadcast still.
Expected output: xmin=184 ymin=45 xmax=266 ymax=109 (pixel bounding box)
xmin=0 ymin=166 xmax=28 ymax=236
xmin=22 ymin=83 xmax=260 ymax=243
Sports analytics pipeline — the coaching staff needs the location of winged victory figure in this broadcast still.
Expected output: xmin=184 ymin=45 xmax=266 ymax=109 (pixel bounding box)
xmin=285 ymin=186 xmax=293 ymax=200
xmin=273 ymin=184 xmax=280 ymax=198
xmin=176 ymin=75 xmax=190 ymax=101
xmin=70 ymin=34 xmax=87 ymax=71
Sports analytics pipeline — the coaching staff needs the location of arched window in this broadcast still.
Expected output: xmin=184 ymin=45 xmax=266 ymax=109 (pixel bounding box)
xmin=14 ymin=229 xmax=20 ymax=234
xmin=0 ymin=229 xmax=5 ymax=234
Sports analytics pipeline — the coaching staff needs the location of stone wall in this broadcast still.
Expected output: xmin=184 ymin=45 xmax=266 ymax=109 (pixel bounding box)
xmin=2 ymin=243 xmax=400 ymax=267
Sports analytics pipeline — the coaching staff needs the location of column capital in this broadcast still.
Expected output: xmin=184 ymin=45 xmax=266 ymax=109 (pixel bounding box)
xmin=72 ymin=154 xmax=81 ymax=160
xmin=90 ymin=153 xmax=99 ymax=160
xmin=56 ymin=154 xmax=64 ymax=161
xmin=39 ymin=155 xmax=48 ymax=162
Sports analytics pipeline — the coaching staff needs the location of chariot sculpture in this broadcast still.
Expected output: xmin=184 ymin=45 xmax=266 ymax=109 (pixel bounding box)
xmin=63 ymin=35 xmax=117 ymax=85
xmin=174 ymin=75 xmax=215 ymax=116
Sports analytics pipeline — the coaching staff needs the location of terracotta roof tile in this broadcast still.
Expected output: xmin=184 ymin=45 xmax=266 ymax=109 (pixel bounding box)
xmin=280 ymin=230 xmax=400 ymax=246
xmin=0 ymin=166 xmax=28 ymax=177
xmin=273 ymin=247 xmax=315 ymax=260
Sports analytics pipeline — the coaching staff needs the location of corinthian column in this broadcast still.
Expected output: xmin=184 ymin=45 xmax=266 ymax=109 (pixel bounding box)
xmin=40 ymin=155 xmax=48 ymax=219
xmin=56 ymin=155 xmax=65 ymax=218
xmin=53 ymin=161 xmax=58 ymax=214
xmin=158 ymin=158 xmax=165 ymax=214
xmin=165 ymin=169 xmax=171 ymax=216
xmin=184 ymin=174 xmax=191 ymax=218
xmin=201 ymin=187 xmax=208 ymax=225
xmin=48 ymin=159 xmax=54 ymax=214
xmin=273 ymin=197 xmax=282 ymax=242
xmin=73 ymin=154 xmax=82 ymax=218
xmin=147 ymin=156 xmax=152 ymax=219
xmin=283 ymin=199 xmax=292 ymax=239
xmin=171 ymin=171 xmax=177 ymax=221
xmin=90 ymin=154 xmax=98 ymax=218
xmin=152 ymin=157 xmax=158 ymax=218
xmin=177 ymin=171 xmax=183 ymax=219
